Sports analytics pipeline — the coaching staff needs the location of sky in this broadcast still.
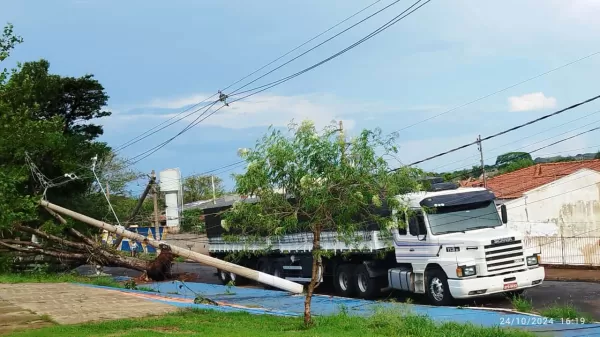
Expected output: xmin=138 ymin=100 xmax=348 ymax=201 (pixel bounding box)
xmin=2 ymin=0 xmax=600 ymax=194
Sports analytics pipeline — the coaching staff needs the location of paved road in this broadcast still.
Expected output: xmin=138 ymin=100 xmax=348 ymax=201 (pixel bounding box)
xmin=79 ymin=263 xmax=600 ymax=320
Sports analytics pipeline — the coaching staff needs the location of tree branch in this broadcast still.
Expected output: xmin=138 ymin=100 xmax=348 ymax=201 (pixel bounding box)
xmin=14 ymin=224 xmax=91 ymax=251
xmin=0 ymin=241 xmax=88 ymax=260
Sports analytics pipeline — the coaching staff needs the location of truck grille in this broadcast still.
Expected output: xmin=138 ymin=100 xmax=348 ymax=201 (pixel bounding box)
xmin=484 ymin=239 xmax=526 ymax=275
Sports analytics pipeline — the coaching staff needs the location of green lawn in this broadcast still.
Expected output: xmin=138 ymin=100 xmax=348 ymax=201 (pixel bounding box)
xmin=0 ymin=272 xmax=123 ymax=288
xmin=5 ymin=308 xmax=536 ymax=337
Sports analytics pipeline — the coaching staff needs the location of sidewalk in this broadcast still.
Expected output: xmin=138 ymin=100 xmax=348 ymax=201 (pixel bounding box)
xmin=543 ymin=266 xmax=600 ymax=283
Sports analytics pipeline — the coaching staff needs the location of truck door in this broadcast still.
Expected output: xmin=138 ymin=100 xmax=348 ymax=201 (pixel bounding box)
xmin=394 ymin=210 xmax=439 ymax=263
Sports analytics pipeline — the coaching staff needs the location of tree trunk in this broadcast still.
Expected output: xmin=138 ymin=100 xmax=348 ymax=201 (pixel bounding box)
xmin=304 ymin=226 xmax=322 ymax=326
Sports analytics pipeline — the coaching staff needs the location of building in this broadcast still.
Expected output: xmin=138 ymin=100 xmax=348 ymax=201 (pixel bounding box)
xmin=481 ymin=160 xmax=600 ymax=266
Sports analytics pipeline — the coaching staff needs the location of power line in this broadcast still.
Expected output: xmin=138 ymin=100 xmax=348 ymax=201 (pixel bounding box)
xmin=219 ymin=0 xmax=386 ymax=94
xmin=226 ymin=0 xmax=409 ymax=96
xmin=432 ymin=109 xmax=600 ymax=172
xmin=386 ymin=50 xmax=600 ymax=134
xmin=126 ymin=0 xmax=431 ymax=167
xmin=437 ymin=112 xmax=600 ymax=174
xmin=393 ymin=94 xmax=600 ymax=169
xmin=227 ymin=0 xmax=431 ymax=99
xmin=111 ymin=0 xmax=386 ymax=154
xmin=115 ymin=99 xmax=219 ymax=152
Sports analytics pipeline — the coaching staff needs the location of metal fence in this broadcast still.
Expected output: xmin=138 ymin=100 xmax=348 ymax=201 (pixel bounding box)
xmin=524 ymin=236 xmax=600 ymax=266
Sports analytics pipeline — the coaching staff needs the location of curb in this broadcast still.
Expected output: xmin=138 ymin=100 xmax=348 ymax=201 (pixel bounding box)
xmin=544 ymin=277 xmax=600 ymax=283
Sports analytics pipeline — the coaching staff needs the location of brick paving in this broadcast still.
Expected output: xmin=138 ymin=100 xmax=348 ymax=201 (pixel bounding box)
xmin=0 ymin=283 xmax=178 ymax=331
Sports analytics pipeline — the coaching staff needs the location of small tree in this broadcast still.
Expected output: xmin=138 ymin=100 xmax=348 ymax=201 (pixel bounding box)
xmin=224 ymin=120 xmax=422 ymax=325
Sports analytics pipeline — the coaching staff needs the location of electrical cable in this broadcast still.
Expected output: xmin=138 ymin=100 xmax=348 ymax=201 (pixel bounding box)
xmin=391 ymin=94 xmax=600 ymax=169
xmin=111 ymin=0 xmax=386 ymax=153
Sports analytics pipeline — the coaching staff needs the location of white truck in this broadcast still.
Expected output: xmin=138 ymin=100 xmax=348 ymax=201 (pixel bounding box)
xmin=203 ymin=181 xmax=545 ymax=305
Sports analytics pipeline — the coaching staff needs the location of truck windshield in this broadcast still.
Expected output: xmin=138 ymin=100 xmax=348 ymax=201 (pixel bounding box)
xmin=427 ymin=201 xmax=501 ymax=235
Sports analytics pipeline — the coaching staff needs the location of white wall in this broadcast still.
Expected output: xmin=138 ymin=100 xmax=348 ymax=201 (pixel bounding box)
xmin=503 ymin=169 xmax=600 ymax=266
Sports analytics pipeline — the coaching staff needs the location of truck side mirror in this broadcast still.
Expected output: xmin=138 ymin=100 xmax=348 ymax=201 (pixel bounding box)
xmin=500 ymin=204 xmax=508 ymax=224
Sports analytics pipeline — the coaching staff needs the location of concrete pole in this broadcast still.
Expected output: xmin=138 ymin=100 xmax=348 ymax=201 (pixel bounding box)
xmin=39 ymin=200 xmax=304 ymax=294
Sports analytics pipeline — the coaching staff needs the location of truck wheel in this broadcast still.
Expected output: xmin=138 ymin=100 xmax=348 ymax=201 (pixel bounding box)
xmin=229 ymin=272 xmax=249 ymax=286
xmin=333 ymin=264 xmax=357 ymax=297
xmin=265 ymin=263 xmax=284 ymax=291
xmin=217 ymin=269 xmax=231 ymax=285
xmin=354 ymin=264 xmax=381 ymax=299
xmin=426 ymin=269 xmax=453 ymax=306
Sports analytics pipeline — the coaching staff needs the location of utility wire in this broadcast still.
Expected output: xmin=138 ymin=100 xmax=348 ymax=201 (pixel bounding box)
xmin=387 ymin=50 xmax=600 ymax=135
xmin=123 ymin=0 xmax=430 ymax=168
xmin=115 ymin=99 xmax=219 ymax=152
xmin=226 ymin=0 xmax=409 ymax=96
xmin=227 ymin=0 xmax=431 ymax=98
xmin=392 ymin=94 xmax=600 ymax=169
xmin=219 ymin=0 xmax=385 ymax=94
xmin=432 ymin=109 xmax=600 ymax=172
xmin=111 ymin=0 xmax=385 ymax=154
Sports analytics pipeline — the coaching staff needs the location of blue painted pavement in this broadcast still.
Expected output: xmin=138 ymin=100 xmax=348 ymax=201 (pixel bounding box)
xmin=79 ymin=281 xmax=600 ymax=337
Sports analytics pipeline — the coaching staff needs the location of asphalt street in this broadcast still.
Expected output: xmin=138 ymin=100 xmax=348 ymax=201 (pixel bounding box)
xmin=77 ymin=262 xmax=600 ymax=320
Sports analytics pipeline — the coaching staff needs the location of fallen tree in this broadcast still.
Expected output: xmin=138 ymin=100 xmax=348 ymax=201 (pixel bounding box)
xmin=1 ymin=207 xmax=173 ymax=281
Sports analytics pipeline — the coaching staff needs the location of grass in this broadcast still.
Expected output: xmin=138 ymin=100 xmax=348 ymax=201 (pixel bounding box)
xmin=509 ymin=295 xmax=533 ymax=313
xmin=509 ymin=294 xmax=595 ymax=322
xmin=0 ymin=272 xmax=122 ymax=288
xmin=539 ymin=303 xmax=594 ymax=322
xmin=4 ymin=308 xmax=536 ymax=337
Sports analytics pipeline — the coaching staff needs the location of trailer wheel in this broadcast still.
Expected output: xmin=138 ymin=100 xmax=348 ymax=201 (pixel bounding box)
xmin=426 ymin=268 xmax=453 ymax=306
xmin=217 ymin=269 xmax=231 ymax=285
xmin=333 ymin=264 xmax=356 ymax=298
xmin=354 ymin=264 xmax=381 ymax=299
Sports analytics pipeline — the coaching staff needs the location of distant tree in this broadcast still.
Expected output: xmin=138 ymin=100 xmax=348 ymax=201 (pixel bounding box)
xmin=183 ymin=175 xmax=225 ymax=203
xmin=595 ymin=151 xmax=600 ymax=160
xmin=498 ymin=158 xmax=535 ymax=174
xmin=495 ymin=152 xmax=532 ymax=168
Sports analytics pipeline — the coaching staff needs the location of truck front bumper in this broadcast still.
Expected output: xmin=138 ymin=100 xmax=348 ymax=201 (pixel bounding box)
xmin=448 ymin=266 xmax=545 ymax=299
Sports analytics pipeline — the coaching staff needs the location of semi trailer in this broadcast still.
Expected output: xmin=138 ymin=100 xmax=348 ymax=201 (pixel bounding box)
xmin=203 ymin=181 xmax=544 ymax=305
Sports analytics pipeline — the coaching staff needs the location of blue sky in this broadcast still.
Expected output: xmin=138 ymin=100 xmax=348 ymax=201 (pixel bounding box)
xmin=3 ymin=0 xmax=600 ymax=193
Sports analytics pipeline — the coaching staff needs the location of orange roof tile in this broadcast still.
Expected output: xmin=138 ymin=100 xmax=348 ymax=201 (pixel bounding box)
xmin=484 ymin=160 xmax=600 ymax=199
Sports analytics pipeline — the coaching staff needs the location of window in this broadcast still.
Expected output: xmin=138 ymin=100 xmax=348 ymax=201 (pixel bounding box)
xmin=408 ymin=212 xmax=427 ymax=236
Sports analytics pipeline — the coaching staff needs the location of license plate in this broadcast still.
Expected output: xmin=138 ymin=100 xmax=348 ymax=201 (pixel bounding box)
xmin=503 ymin=282 xmax=518 ymax=290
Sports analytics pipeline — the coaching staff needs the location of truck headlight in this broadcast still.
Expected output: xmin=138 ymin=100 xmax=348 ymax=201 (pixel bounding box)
xmin=457 ymin=265 xmax=477 ymax=277
xmin=526 ymin=254 xmax=540 ymax=266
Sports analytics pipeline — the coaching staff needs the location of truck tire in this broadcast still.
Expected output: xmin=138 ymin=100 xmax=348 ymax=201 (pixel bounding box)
xmin=229 ymin=272 xmax=250 ymax=286
xmin=426 ymin=269 xmax=453 ymax=306
xmin=354 ymin=264 xmax=381 ymax=299
xmin=333 ymin=264 xmax=357 ymax=298
xmin=217 ymin=269 xmax=231 ymax=285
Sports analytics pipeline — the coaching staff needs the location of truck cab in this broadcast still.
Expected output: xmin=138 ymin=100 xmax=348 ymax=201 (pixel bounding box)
xmin=388 ymin=186 xmax=545 ymax=305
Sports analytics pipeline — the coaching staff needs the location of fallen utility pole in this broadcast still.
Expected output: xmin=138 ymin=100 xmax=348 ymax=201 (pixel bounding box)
xmin=40 ymin=200 xmax=304 ymax=294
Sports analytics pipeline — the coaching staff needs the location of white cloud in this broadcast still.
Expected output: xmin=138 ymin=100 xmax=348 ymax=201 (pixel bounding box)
xmin=508 ymin=92 xmax=557 ymax=112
